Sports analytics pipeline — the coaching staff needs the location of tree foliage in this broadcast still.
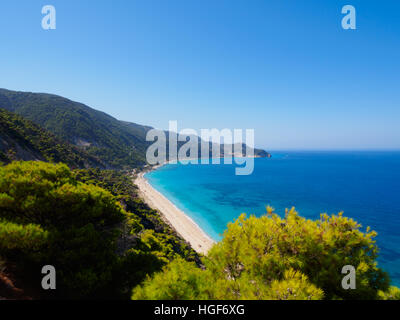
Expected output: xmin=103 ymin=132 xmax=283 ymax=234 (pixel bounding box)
xmin=0 ymin=161 xmax=197 ymax=299
xmin=74 ymin=168 xmax=198 ymax=262
xmin=1 ymin=161 xmax=398 ymax=300
xmin=132 ymin=258 xmax=211 ymax=300
xmin=0 ymin=89 xmax=151 ymax=168
xmin=377 ymin=286 xmax=400 ymax=300
xmin=0 ymin=108 xmax=104 ymax=168
xmin=0 ymin=161 xmax=124 ymax=297
xmin=0 ymin=89 xmax=269 ymax=169
xmin=132 ymin=207 xmax=397 ymax=300
xmin=0 ymin=220 xmax=49 ymax=251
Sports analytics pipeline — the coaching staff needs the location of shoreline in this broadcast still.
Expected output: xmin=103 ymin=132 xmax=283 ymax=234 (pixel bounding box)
xmin=134 ymin=165 xmax=216 ymax=255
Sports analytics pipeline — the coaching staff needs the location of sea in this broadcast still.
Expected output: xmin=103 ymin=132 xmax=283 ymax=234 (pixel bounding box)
xmin=146 ymin=151 xmax=400 ymax=286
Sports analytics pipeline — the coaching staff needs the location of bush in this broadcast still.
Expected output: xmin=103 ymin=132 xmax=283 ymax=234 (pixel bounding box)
xmin=0 ymin=161 xmax=132 ymax=298
xmin=132 ymin=258 xmax=211 ymax=300
xmin=0 ymin=220 xmax=49 ymax=251
xmin=378 ymin=286 xmax=400 ymax=300
xmin=132 ymin=207 xmax=395 ymax=300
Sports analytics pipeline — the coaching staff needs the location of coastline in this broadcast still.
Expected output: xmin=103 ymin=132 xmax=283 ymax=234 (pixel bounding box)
xmin=134 ymin=165 xmax=216 ymax=255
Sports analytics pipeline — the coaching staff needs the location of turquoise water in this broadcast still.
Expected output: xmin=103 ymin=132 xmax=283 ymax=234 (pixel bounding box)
xmin=146 ymin=151 xmax=400 ymax=286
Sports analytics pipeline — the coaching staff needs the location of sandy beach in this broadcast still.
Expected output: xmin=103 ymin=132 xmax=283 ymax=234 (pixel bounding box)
xmin=135 ymin=170 xmax=215 ymax=255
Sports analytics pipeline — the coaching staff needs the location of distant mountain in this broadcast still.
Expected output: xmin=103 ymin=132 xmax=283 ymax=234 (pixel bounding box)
xmin=0 ymin=108 xmax=105 ymax=168
xmin=0 ymin=88 xmax=270 ymax=168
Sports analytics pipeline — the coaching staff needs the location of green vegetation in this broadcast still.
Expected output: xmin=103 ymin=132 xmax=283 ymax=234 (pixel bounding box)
xmin=0 ymin=161 xmax=398 ymax=300
xmin=0 ymin=88 xmax=269 ymax=169
xmin=0 ymin=108 xmax=104 ymax=168
xmin=132 ymin=207 xmax=398 ymax=300
xmin=0 ymin=89 xmax=154 ymax=168
xmin=73 ymin=168 xmax=198 ymax=262
xmin=0 ymin=95 xmax=397 ymax=300
xmin=378 ymin=285 xmax=400 ymax=300
xmin=0 ymin=161 xmax=196 ymax=299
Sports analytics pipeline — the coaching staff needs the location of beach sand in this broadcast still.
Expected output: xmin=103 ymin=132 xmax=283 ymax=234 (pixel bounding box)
xmin=135 ymin=172 xmax=215 ymax=255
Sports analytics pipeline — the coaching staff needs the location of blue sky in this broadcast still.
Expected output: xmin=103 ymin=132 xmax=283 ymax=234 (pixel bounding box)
xmin=0 ymin=0 xmax=399 ymax=150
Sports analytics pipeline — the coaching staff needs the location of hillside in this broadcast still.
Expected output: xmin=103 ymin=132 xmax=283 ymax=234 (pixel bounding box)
xmin=0 ymin=89 xmax=270 ymax=169
xmin=0 ymin=89 xmax=151 ymax=168
xmin=0 ymin=108 xmax=105 ymax=168
xmin=0 ymin=161 xmax=197 ymax=299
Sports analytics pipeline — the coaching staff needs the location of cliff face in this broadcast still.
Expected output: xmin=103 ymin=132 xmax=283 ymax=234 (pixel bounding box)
xmin=0 ymin=132 xmax=46 ymax=162
xmin=0 ymin=108 xmax=105 ymax=168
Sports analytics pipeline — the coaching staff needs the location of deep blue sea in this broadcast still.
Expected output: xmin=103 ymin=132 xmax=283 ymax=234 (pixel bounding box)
xmin=146 ymin=151 xmax=400 ymax=286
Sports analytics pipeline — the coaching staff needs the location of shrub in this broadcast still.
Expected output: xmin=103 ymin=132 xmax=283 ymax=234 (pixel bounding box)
xmin=132 ymin=207 xmax=394 ymax=300
xmin=0 ymin=161 xmax=129 ymax=298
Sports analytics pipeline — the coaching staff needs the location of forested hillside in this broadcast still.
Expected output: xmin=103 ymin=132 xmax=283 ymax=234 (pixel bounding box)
xmin=0 ymin=88 xmax=270 ymax=169
xmin=0 ymin=89 xmax=151 ymax=168
xmin=0 ymin=161 xmax=197 ymax=299
xmin=0 ymin=108 xmax=104 ymax=169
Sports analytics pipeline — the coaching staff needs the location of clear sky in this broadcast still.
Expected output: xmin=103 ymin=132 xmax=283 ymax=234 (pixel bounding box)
xmin=0 ymin=0 xmax=399 ymax=150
